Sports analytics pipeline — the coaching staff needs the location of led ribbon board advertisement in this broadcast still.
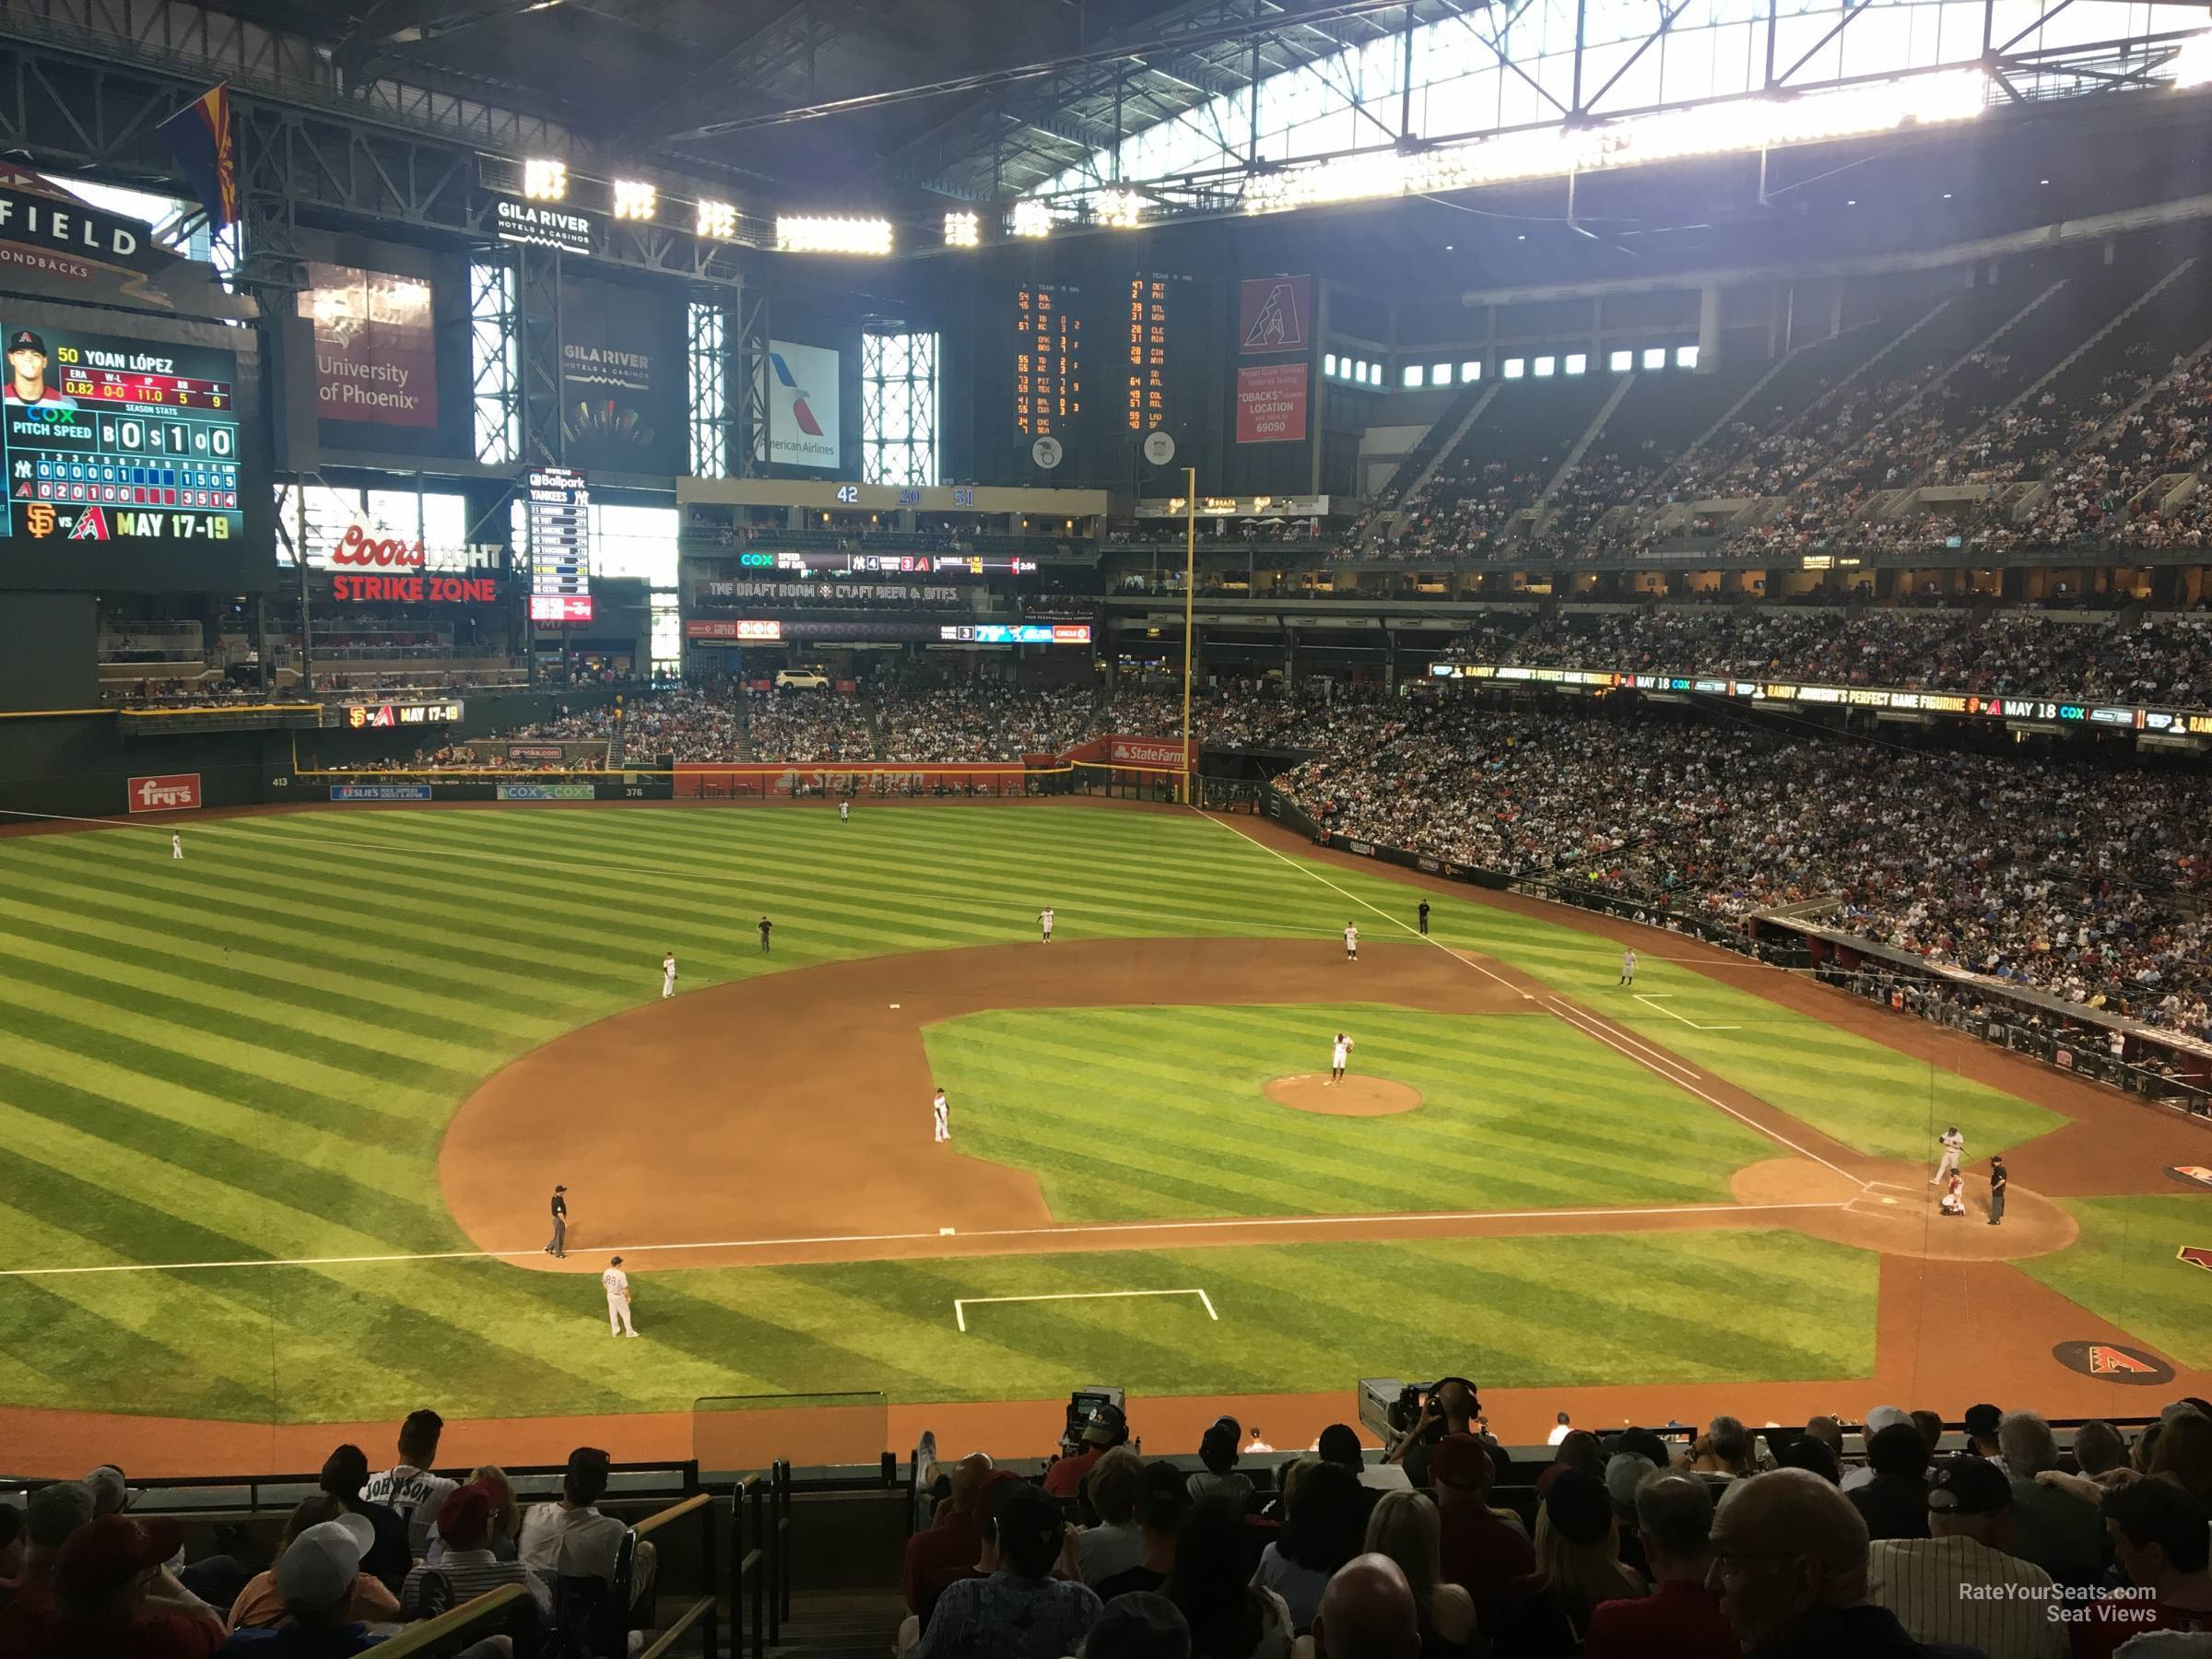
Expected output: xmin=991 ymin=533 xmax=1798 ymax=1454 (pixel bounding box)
xmin=767 ymin=340 xmax=841 ymax=469
xmin=3 ymin=319 xmax=256 ymax=587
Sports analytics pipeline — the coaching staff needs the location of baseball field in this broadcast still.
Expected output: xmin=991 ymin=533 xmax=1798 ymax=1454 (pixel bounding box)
xmin=0 ymin=798 xmax=2206 ymax=1458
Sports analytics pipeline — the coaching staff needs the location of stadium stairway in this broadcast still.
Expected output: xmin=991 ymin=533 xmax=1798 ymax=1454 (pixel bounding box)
xmin=766 ymin=1589 xmax=907 ymax=1659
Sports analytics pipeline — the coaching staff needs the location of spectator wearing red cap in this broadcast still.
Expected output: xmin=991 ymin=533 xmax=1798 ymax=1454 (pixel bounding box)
xmin=225 ymin=1500 xmax=399 ymax=1632
xmin=1429 ymin=1433 xmax=1534 ymax=1631
xmin=0 ymin=1512 xmax=223 ymax=1658
xmin=901 ymin=1456 xmax=1005 ymax=1614
xmin=401 ymin=1482 xmax=549 ymax=1627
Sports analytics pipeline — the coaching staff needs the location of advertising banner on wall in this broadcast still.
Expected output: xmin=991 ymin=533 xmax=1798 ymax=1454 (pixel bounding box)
xmin=300 ymin=262 xmax=437 ymax=429
xmin=559 ymin=273 xmax=684 ymax=475
xmin=1238 ymin=276 xmax=1312 ymax=354
xmin=766 ymin=340 xmax=841 ymax=470
xmin=1235 ymin=362 xmax=1309 ymax=442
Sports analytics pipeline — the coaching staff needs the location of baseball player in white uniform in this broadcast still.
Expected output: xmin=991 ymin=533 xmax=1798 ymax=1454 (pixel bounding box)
xmin=932 ymin=1087 xmax=950 ymax=1144
xmin=1932 ymin=1125 xmax=1964 ymax=1184
xmin=171 ymin=832 xmax=182 ymax=861
xmin=1343 ymin=923 xmax=1359 ymax=961
xmin=661 ymin=952 xmax=677 ymax=999
xmin=1039 ymin=906 xmax=1055 ymax=944
xmin=839 ymin=800 xmax=850 ymax=822
xmin=1329 ymin=1031 xmax=1353 ymax=1086
xmin=1619 ymin=948 xmax=1636 ymax=986
xmin=603 ymin=1256 xmax=637 ymax=1336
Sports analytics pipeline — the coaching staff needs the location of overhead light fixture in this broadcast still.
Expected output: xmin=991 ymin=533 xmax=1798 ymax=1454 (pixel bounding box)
xmin=1010 ymin=199 xmax=1053 ymax=239
xmin=1097 ymin=190 xmax=1144 ymax=229
xmin=522 ymin=158 xmax=568 ymax=201
xmin=1241 ymin=70 xmax=1989 ymax=216
xmin=696 ymin=198 xmax=737 ymax=239
xmin=944 ymin=210 xmax=981 ymax=248
xmin=612 ymin=179 xmax=657 ymax=221
xmin=776 ymin=216 xmax=894 ymax=254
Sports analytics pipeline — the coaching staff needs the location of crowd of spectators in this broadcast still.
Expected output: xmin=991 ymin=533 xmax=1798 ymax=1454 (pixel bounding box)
xmin=748 ymin=689 xmax=880 ymax=763
xmin=0 ymin=1411 xmax=665 ymax=1657
xmin=1269 ymin=696 xmax=2212 ymax=1040
xmin=898 ymin=1391 xmax=2212 ymax=1659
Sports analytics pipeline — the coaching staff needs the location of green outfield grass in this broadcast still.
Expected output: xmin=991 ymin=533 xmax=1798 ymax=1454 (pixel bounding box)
xmin=0 ymin=803 xmax=2052 ymax=1420
xmin=0 ymin=1230 xmax=1878 ymax=1422
xmin=2015 ymin=1195 xmax=2212 ymax=1370
xmin=924 ymin=1004 xmax=1776 ymax=1219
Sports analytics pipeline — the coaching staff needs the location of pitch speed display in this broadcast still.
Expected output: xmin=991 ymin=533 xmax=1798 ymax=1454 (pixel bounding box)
xmin=4 ymin=321 xmax=244 ymax=553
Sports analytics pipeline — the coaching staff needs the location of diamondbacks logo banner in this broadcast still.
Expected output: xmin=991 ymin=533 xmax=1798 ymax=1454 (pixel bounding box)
xmin=1238 ymin=276 xmax=1311 ymax=355
xmin=2051 ymin=1340 xmax=2175 ymax=1385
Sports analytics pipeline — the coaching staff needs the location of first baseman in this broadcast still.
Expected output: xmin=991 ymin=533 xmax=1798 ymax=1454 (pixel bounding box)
xmin=1343 ymin=923 xmax=1359 ymax=961
xmin=1932 ymin=1125 xmax=1963 ymax=1184
xmin=932 ymin=1087 xmax=950 ymax=1144
xmin=603 ymin=1256 xmax=637 ymax=1336
xmin=1329 ymin=1030 xmax=1353 ymax=1085
xmin=661 ymin=951 xmax=677 ymax=999
xmin=1619 ymin=948 xmax=1636 ymax=986
xmin=1039 ymin=906 xmax=1055 ymax=944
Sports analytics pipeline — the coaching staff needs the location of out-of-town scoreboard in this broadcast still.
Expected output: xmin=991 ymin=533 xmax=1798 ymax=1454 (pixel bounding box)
xmin=1014 ymin=283 xmax=1082 ymax=441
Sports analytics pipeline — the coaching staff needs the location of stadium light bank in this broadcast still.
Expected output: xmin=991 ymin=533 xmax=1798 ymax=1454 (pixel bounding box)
xmin=1240 ymin=69 xmax=1994 ymax=215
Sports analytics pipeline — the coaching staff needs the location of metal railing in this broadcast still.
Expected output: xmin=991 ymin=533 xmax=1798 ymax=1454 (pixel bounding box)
xmin=729 ymin=1474 xmax=771 ymax=1659
xmin=633 ymin=1490 xmax=718 ymax=1659
xmin=370 ymin=1585 xmax=532 ymax=1657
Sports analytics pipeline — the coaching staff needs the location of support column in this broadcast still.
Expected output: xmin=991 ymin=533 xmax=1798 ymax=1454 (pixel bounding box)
xmin=1698 ymin=283 xmax=1724 ymax=372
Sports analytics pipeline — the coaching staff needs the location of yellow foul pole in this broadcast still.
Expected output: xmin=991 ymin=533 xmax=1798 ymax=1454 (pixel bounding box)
xmin=1181 ymin=465 xmax=1196 ymax=806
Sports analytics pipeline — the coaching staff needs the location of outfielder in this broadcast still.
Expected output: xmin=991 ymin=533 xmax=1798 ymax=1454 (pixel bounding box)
xmin=932 ymin=1087 xmax=950 ymax=1144
xmin=171 ymin=831 xmax=182 ymax=862
xmin=1329 ymin=1031 xmax=1353 ymax=1086
xmin=1932 ymin=1125 xmax=1963 ymax=1184
xmin=759 ymin=915 xmax=773 ymax=954
xmin=1039 ymin=905 xmax=1055 ymax=944
xmin=603 ymin=1256 xmax=637 ymax=1337
xmin=1619 ymin=948 xmax=1636 ymax=986
xmin=839 ymin=800 xmax=850 ymax=823
xmin=661 ymin=951 xmax=677 ymax=999
xmin=1343 ymin=922 xmax=1359 ymax=961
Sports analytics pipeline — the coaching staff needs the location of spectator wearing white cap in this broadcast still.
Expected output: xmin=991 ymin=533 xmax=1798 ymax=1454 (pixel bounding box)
xmin=226 ymin=1500 xmax=399 ymax=1632
xmin=1839 ymin=1409 xmax=1912 ymax=1494
xmin=218 ymin=1509 xmax=511 ymax=1658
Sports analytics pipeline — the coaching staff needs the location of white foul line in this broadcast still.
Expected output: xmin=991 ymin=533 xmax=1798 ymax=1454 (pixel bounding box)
xmin=1197 ymin=813 xmax=1535 ymax=999
xmin=1633 ymin=993 xmax=1741 ymax=1031
xmin=0 ymin=1201 xmax=1857 ymax=1278
xmin=955 ymin=1288 xmax=1218 ymax=1332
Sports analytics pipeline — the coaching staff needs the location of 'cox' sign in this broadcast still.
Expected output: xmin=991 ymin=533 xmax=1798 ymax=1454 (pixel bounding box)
xmin=330 ymin=523 xmax=426 ymax=568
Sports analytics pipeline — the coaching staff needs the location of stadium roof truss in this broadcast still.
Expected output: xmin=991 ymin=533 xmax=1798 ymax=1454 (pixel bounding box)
xmin=874 ymin=0 xmax=2212 ymax=219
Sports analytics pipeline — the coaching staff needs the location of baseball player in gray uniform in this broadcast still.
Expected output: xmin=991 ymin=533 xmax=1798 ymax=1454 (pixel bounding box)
xmin=1932 ymin=1126 xmax=1964 ymax=1184
xmin=662 ymin=951 xmax=677 ymax=999
xmin=603 ymin=1256 xmax=637 ymax=1336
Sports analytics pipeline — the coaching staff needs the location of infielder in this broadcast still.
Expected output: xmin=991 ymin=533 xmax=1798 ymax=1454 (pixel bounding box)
xmin=661 ymin=951 xmax=677 ymax=999
xmin=603 ymin=1256 xmax=637 ymax=1336
xmin=1343 ymin=922 xmax=1359 ymax=961
xmin=932 ymin=1087 xmax=950 ymax=1144
xmin=1932 ymin=1125 xmax=1963 ymax=1184
xmin=1619 ymin=948 xmax=1636 ymax=986
xmin=171 ymin=831 xmax=182 ymax=862
xmin=839 ymin=800 xmax=850 ymax=823
xmin=1039 ymin=905 xmax=1055 ymax=944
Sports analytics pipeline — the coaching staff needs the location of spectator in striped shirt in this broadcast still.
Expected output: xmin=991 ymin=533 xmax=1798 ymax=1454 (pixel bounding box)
xmin=1865 ymin=1455 xmax=2065 ymax=1659
xmin=401 ymin=1483 xmax=550 ymax=1629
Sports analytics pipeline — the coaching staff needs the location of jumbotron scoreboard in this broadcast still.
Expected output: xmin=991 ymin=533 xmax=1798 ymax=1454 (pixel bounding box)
xmin=3 ymin=321 xmax=243 ymax=548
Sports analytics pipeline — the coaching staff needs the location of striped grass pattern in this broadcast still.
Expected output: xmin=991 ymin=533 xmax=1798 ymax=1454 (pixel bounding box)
xmin=0 ymin=805 xmax=2031 ymax=1419
xmin=924 ymin=1004 xmax=1776 ymax=1220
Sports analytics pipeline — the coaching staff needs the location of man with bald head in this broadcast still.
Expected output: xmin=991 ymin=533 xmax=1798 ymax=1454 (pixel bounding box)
xmin=1310 ymin=1553 xmax=1420 ymax=1659
xmin=1706 ymin=1468 xmax=1936 ymax=1656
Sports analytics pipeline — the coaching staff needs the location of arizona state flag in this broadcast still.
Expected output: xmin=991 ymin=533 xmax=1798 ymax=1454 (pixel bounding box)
xmin=158 ymin=85 xmax=238 ymax=229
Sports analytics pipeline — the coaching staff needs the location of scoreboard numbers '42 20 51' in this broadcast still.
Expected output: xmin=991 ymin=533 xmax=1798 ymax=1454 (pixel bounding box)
xmin=3 ymin=323 xmax=243 ymax=546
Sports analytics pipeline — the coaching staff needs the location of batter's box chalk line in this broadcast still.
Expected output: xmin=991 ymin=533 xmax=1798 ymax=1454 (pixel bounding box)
xmin=953 ymin=1287 xmax=1218 ymax=1333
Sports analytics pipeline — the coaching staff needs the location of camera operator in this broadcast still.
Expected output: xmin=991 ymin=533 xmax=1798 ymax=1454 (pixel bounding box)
xmin=1046 ymin=1402 xmax=1130 ymax=1499
xmin=1384 ymin=1379 xmax=1493 ymax=1489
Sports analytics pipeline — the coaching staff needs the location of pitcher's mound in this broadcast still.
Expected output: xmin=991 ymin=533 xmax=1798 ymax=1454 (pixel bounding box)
xmin=1265 ymin=1075 xmax=1422 ymax=1117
